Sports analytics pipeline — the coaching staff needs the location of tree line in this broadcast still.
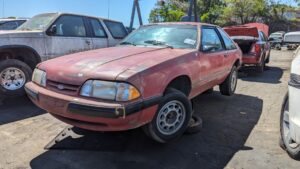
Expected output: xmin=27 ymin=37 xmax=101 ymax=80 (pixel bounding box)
xmin=149 ymin=0 xmax=300 ymax=33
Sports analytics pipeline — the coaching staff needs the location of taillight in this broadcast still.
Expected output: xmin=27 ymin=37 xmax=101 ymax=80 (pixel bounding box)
xmin=251 ymin=44 xmax=261 ymax=54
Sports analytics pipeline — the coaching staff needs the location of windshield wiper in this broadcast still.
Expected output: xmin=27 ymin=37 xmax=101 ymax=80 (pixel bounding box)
xmin=144 ymin=40 xmax=174 ymax=49
xmin=119 ymin=41 xmax=136 ymax=46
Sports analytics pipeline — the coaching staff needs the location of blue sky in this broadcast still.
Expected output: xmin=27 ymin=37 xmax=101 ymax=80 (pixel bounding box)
xmin=0 ymin=0 xmax=157 ymax=27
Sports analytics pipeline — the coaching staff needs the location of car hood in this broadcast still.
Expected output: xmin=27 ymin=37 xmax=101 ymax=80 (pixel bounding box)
xmin=39 ymin=46 xmax=194 ymax=85
xmin=0 ymin=30 xmax=44 ymax=38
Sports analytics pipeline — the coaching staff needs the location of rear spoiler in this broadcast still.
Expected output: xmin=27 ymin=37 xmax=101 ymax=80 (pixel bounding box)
xmin=223 ymin=26 xmax=259 ymax=38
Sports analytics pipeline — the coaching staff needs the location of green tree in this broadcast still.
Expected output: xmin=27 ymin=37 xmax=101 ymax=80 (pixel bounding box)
xmin=149 ymin=1 xmax=186 ymax=23
xmin=222 ymin=0 xmax=268 ymax=24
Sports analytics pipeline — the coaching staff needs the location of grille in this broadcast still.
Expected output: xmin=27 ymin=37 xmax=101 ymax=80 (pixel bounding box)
xmin=47 ymin=80 xmax=80 ymax=96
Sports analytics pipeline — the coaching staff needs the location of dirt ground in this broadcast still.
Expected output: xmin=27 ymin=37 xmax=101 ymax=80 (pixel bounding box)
xmin=0 ymin=49 xmax=299 ymax=169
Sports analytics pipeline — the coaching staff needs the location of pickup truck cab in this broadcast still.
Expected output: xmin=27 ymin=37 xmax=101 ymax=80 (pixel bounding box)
xmin=25 ymin=22 xmax=242 ymax=143
xmin=0 ymin=12 xmax=127 ymax=98
xmin=224 ymin=24 xmax=271 ymax=73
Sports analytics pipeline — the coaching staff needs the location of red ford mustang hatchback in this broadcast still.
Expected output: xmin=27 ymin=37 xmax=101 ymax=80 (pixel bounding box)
xmin=25 ymin=22 xmax=242 ymax=143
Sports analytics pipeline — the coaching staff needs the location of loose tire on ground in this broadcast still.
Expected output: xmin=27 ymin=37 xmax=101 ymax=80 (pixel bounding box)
xmin=0 ymin=59 xmax=32 ymax=98
xmin=142 ymin=88 xmax=192 ymax=143
xmin=280 ymin=93 xmax=300 ymax=160
xmin=185 ymin=115 xmax=202 ymax=134
xmin=219 ymin=66 xmax=238 ymax=96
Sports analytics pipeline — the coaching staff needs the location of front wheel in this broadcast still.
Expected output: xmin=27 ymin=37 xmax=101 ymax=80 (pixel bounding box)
xmin=143 ymin=88 xmax=192 ymax=143
xmin=0 ymin=59 xmax=32 ymax=98
xmin=219 ymin=66 xmax=238 ymax=96
xmin=280 ymin=94 xmax=300 ymax=160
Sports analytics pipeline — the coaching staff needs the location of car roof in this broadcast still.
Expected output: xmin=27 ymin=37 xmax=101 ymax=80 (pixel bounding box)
xmin=37 ymin=12 xmax=123 ymax=23
xmin=145 ymin=22 xmax=216 ymax=27
xmin=0 ymin=18 xmax=27 ymax=22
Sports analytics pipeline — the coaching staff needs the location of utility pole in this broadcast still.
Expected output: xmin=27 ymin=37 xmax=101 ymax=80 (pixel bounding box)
xmin=129 ymin=0 xmax=143 ymax=32
xmin=2 ymin=0 xmax=4 ymax=18
xmin=187 ymin=0 xmax=198 ymax=22
xmin=107 ymin=0 xmax=110 ymax=19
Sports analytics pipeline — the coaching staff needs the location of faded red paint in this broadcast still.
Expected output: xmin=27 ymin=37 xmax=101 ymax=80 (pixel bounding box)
xmin=224 ymin=23 xmax=271 ymax=66
xmin=25 ymin=23 xmax=242 ymax=132
xmin=244 ymin=23 xmax=269 ymax=37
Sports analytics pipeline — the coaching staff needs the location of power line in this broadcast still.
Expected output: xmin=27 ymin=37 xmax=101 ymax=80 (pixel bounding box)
xmin=2 ymin=0 xmax=4 ymax=18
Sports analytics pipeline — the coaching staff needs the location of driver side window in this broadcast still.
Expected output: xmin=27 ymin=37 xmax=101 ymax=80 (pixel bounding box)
xmin=50 ymin=15 xmax=87 ymax=37
xmin=201 ymin=27 xmax=224 ymax=52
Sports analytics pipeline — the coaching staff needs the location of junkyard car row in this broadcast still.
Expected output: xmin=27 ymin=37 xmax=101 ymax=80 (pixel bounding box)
xmin=1 ymin=11 xmax=300 ymax=161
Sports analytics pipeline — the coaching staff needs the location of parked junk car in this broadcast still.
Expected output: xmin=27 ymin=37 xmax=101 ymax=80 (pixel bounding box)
xmin=224 ymin=23 xmax=271 ymax=73
xmin=268 ymin=31 xmax=285 ymax=50
xmin=25 ymin=22 xmax=242 ymax=143
xmin=284 ymin=31 xmax=300 ymax=50
xmin=280 ymin=46 xmax=300 ymax=159
xmin=0 ymin=18 xmax=27 ymax=30
xmin=0 ymin=13 xmax=128 ymax=99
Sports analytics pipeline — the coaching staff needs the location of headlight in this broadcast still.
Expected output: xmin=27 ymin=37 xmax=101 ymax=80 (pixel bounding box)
xmin=32 ymin=68 xmax=46 ymax=87
xmin=80 ymin=80 xmax=140 ymax=101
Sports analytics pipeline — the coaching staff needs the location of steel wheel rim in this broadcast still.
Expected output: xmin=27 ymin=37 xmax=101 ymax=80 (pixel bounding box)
xmin=0 ymin=67 xmax=26 ymax=90
xmin=282 ymin=100 xmax=299 ymax=149
xmin=156 ymin=100 xmax=186 ymax=135
xmin=231 ymin=69 xmax=237 ymax=92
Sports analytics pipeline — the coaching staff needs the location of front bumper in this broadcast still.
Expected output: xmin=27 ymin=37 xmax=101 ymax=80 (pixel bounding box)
xmin=25 ymin=82 xmax=161 ymax=131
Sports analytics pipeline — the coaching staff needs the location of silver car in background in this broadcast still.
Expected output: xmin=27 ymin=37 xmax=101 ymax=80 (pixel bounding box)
xmin=0 ymin=12 xmax=128 ymax=99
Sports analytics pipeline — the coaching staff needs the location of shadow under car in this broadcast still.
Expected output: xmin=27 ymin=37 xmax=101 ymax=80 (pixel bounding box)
xmin=30 ymin=92 xmax=263 ymax=169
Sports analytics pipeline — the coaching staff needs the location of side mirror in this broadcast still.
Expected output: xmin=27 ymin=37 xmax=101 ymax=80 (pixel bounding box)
xmin=202 ymin=45 xmax=217 ymax=52
xmin=47 ymin=25 xmax=57 ymax=35
xmin=268 ymin=37 xmax=274 ymax=41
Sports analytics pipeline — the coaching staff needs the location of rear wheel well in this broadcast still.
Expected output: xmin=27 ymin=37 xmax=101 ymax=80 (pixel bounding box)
xmin=234 ymin=59 xmax=240 ymax=68
xmin=0 ymin=46 xmax=41 ymax=70
xmin=165 ymin=75 xmax=192 ymax=97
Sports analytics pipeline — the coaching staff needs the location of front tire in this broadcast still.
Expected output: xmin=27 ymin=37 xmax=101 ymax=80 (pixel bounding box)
xmin=280 ymin=94 xmax=300 ymax=160
xmin=219 ymin=66 xmax=238 ymax=96
xmin=143 ymin=88 xmax=192 ymax=143
xmin=0 ymin=59 xmax=32 ymax=98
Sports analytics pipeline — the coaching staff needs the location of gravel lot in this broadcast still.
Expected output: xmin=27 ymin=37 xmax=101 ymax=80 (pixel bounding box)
xmin=0 ymin=49 xmax=299 ymax=169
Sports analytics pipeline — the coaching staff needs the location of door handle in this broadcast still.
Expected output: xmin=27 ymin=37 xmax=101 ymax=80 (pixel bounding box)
xmin=85 ymin=40 xmax=91 ymax=45
xmin=224 ymin=54 xmax=229 ymax=57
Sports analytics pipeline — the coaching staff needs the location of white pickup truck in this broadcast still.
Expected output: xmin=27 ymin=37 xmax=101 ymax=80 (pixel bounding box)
xmin=0 ymin=13 xmax=128 ymax=98
xmin=280 ymin=46 xmax=300 ymax=159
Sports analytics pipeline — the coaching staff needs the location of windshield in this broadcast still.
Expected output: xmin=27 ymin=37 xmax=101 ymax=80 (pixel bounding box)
xmin=17 ymin=13 xmax=57 ymax=31
xmin=120 ymin=25 xmax=198 ymax=49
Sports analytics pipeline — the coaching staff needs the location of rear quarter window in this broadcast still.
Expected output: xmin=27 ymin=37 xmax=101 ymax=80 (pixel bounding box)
xmin=218 ymin=28 xmax=237 ymax=50
xmin=104 ymin=20 xmax=128 ymax=39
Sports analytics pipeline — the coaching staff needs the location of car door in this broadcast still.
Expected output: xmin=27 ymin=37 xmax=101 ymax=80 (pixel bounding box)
xmin=86 ymin=17 xmax=109 ymax=49
xmin=197 ymin=26 xmax=226 ymax=88
xmin=103 ymin=20 xmax=128 ymax=47
xmin=217 ymin=27 xmax=239 ymax=74
xmin=44 ymin=14 xmax=93 ymax=59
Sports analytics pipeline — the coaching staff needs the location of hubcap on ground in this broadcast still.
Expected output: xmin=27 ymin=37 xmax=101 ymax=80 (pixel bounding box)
xmin=231 ymin=69 xmax=237 ymax=92
xmin=156 ymin=100 xmax=186 ymax=135
xmin=282 ymin=100 xmax=299 ymax=149
xmin=0 ymin=67 xmax=26 ymax=90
